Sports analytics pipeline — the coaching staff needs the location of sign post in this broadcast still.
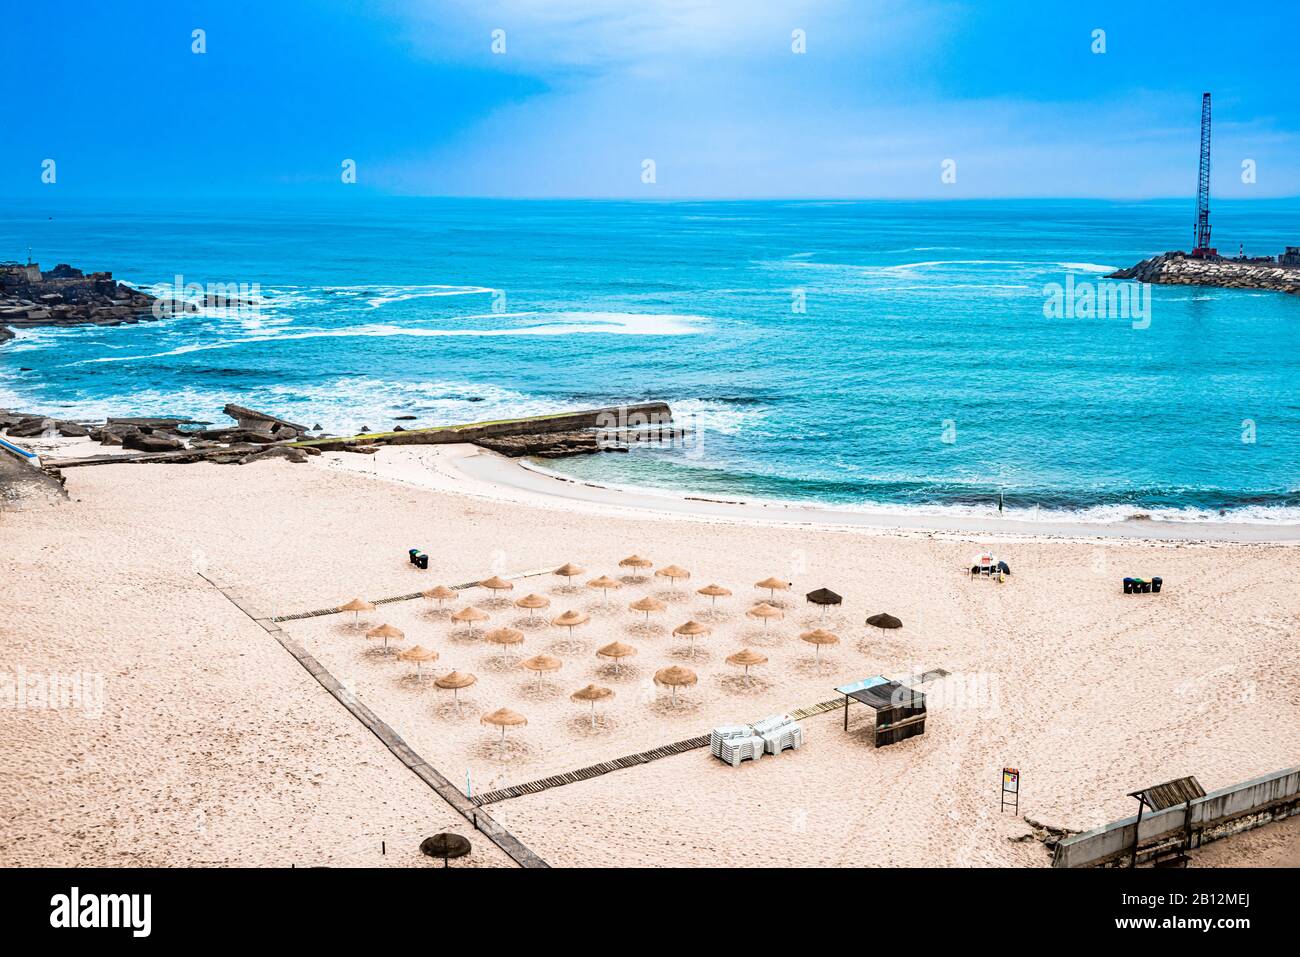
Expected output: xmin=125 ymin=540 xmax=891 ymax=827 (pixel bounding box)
xmin=1000 ymin=768 xmax=1019 ymax=813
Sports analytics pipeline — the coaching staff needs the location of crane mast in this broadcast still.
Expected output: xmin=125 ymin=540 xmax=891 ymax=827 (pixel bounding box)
xmin=1191 ymin=92 xmax=1216 ymax=258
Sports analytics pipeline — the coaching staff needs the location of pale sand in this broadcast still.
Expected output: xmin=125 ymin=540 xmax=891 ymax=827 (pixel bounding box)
xmin=2 ymin=441 xmax=1297 ymax=867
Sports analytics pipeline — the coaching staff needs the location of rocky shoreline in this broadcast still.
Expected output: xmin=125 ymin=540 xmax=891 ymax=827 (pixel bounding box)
xmin=0 ymin=262 xmax=161 ymax=343
xmin=1108 ymin=252 xmax=1300 ymax=294
xmin=0 ymin=402 xmax=681 ymax=494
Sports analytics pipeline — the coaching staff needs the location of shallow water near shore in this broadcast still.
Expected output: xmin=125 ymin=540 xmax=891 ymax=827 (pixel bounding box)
xmin=3 ymin=196 xmax=1300 ymax=522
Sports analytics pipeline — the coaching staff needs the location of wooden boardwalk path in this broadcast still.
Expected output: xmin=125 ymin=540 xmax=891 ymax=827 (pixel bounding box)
xmin=201 ymin=571 xmax=548 ymax=868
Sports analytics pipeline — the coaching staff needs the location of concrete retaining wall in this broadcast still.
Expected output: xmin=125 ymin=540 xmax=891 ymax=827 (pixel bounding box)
xmin=1052 ymin=765 xmax=1300 ymax=867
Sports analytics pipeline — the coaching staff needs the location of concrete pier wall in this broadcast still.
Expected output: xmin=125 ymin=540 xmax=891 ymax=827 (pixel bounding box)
xmin=1052 ymin=765 xmax=1300 ymax=868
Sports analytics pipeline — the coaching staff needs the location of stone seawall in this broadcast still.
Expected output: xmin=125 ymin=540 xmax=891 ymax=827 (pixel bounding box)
xmin=1108 ymin=252 xmax=1300 ymax=294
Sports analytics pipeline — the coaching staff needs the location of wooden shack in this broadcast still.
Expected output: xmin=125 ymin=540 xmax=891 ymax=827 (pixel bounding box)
xmin=837 ymin=676 xmax=927 ymax=748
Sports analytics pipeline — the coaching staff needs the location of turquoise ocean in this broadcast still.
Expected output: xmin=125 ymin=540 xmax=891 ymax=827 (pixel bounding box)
xmin=3 ymin=197 xmax=1299 ymax=523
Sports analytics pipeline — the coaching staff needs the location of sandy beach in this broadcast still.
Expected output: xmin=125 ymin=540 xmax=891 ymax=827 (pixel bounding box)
xmin=2 ymin=441 xmax=1297 ymax=867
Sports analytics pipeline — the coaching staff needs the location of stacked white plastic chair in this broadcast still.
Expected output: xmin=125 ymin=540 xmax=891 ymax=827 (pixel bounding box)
xmin=710 ymin=724 xmax=752 ymax=759
xmin=717 ymin=733 xmax=765 ymax=767
xmin=751 ymin=713 xmax=804 ymax=755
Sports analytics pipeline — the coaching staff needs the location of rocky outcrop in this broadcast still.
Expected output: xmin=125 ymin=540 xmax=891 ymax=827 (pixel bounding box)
xmin=0 ymin=261 xmax=158 ymax=342
xmin=1109 ymin=252 xmax=1300 ymax=294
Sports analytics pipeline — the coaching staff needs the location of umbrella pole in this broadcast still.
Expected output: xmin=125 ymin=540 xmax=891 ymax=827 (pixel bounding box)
xmin=590 ymin=700 xmax=596 ymax=729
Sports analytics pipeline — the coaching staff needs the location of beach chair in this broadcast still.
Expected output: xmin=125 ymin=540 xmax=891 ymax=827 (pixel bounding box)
xmin=750 ymin=714 xmax=792 ymax=737
xmin=710 ymin=724 xmax=753 ymax=759
xmin=760 ymin=722 xmax=804 ymax=755
xmin=717 ymin=734 xmax=765 ymax=767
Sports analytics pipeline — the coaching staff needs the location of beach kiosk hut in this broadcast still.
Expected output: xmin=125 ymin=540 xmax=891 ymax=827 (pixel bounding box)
xmin=836 ymin=675 xmax=927 ymax=748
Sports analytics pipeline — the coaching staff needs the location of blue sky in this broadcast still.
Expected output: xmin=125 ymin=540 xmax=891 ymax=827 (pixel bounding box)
xmin=2 ymin=1 xmax=1296 ymax=199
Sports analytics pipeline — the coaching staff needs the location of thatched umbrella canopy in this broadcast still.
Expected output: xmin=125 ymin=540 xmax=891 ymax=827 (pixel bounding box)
xmin=697 ymin=583 xmax=732 ymax=606
xmin=755 ymin=576 xmax=791 ymax=600
xmin=725 ymin=648 xmax=768 ymax=687
xmin=654 ymin=665 xmax=698 ymax=707
xmin=596 ymin=640 xmax=637 ymax=675
xmin=420 ymin=832 xmax=471 ymax=867
xmin=397 ymin=644 xmax=439 ymax=676
xmin=340 ymin=597 xmax=375 ymax=625
xmin=451 ymin=605 xmax=490 ymax=637
xmin=484 ymin=627 xmax=525 ymax=662
xmin=866 ymin=612 xmax=903 ymax=630
xmin=746 ymin=602 xmax=785 ymax=631
xmin=514 ymin=593 xmax=551 ymax=621
xmin=806 ymin=587 xmax=843 ymax=619
xmin=801 ymin=628 xmax=839 ymax=673
xmin=586 ymin=575 xmax=623 ymax=603
xmin=672 ymin=620 xmax=712 ymax=658
xmin=629 ymin=595 xmax=667 ymax=621
xmin=553 ymin=562 xmax=585 ymax=586
xmin=655 ymin=564 xmax=691 ymax=586
xmin=480 ymin=707 xmax=527 ymax=755
xmin=365 ymin=622 xmax=405 ymax=652
xmin=422 ymin=585 xmax=459 ymax=607
xmin=434 ymin=670 xmax=477 ymax=716
xmin=520 ymin=653 xmax=563 ymax=691
xmin=570 ymin=683 xmax=614 ymax=728
xmin=618 ymin=555 xmax=653 ymax=579
xmin=479 ymin=575 xmax=514 ymax=594
xmin=551 ymin=609 xmax=590 ymax=637
xmin=800 ymin=627 xmax=840 ymax=666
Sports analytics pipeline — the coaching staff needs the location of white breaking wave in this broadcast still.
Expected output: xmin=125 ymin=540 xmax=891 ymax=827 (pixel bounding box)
xmin=74 ymin=312 xmax=711 ymax=365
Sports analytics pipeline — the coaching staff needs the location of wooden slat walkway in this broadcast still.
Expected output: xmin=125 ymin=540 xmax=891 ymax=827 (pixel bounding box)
xmin=471 ymin=735 xmax=710 ymax=806
xmin=270 ymin=567 xmax=554 ymax=622
xmin=200 ymin=571 xmax=547 ymax=868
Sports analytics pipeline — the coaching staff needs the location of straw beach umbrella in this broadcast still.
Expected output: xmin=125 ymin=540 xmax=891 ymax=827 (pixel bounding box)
xmin=672 ymin=620 xmax=712 ymax=658
xmin=755 ymin=577 xmax=791 ymax=601
xmin=655 ymin=565 xmax=691 ymax=587
xmin=422 ymin=585 xmax=459 ymax=608
xmin=478 ymin=575 xmax=515 ymax=602
xmin=726 ymin=648 xmax=768 ymax=687
xmin=520 ymin=653 xmax=563 ymax=691
xmin=365 ymin=623 xmax=405 ymax=653
xmin=480 ymin=707 xmax=527 ymax=757
xmin=596 ymin=640 xmax=637 ymax=675
xmin=484 ymin=627 xmax=525 ymax=663
xmin=553 ymin=563 xmax=585 ymax=588
xmin=339 ymin=597 xmax=374 ymax=626
xmin=551 ymin=609 xmax=590 ymax=638
xmin=800 ymin=627 xmax=840 ymax=669
xmin=397 ymin=644 xmax=439 ymax=677
xmin=866 ymin=612 xmax=903 ymax=630
xmin=586 ymin=575 xmax=622 ymax=604
xmin=618 ymin=555 xmax=653 ymax=581
xmin=747 ymin=602 xmax=785 ymax=632
xmin=514 ymin=592 xmax=550 ymax=621
xmin=570 ymin=684 xmax=614 ymax=728
xmin=806 ymin=587 xmax=843 ymax=619
xmin=697 ymin=583 xmax=732 ymax=607
xmin=654 ymin=665 xmax=698 ymax=708
xmin=451 ymin=606 xmax=489 ymax=638
xmin=435 ymin=671 xmax=477 ymax=716
xmin=629 ymin=595 xmax=667 ymax=621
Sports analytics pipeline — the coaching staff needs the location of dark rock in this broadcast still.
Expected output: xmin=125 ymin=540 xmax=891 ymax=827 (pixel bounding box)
xmin=238 ymin=445 xmax=308 ymax=465
xmin=6 ymin=417 xmax=53 ymax=438
xmin=56 ymin=421 xmax=90 ymax=437
xmin=122 ymin=431 xmax=184 ymax=453
xmin=394 ymin=415 xmax=417 ymax=421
